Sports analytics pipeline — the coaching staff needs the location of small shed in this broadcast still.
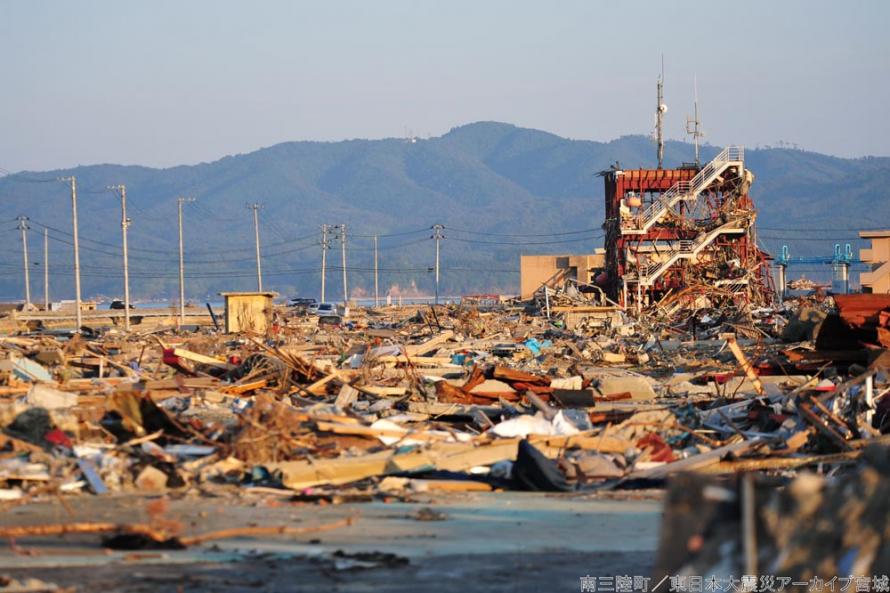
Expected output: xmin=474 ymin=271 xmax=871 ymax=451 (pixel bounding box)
xmin=219 ymin=292 xmax=278 ymax=333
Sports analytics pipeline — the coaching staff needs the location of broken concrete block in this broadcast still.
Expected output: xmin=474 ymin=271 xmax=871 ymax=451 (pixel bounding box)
xmin=35 ymin=349 xmax=66 ymax=366
xmin=26 ymin=383 xmax=77 ymax=409
xmin=597 ymin=374 xmax=658 ymax=400
xmin=549 ymin=376 xmax=583 ymax=390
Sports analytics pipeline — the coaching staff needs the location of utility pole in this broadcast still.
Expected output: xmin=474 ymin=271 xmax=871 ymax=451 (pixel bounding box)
xmin=43 ymin=228 xmax=49 ymax=311
xmin=655 ymin=56 xmax=667 ymax=169
xmin=16 ymin=216 xmax=30 ymax=308
xmin=373 ymin=234 xmax=379 ymax=308
xmin=339 ymin=224 xmax=348 ymax=305
xmin=58 ymin=177 xmax=82 ymax=331
xmin=686 ymin=75 xmax=704 ymax=167
xmin=247 ymin=203 xmax=263 ymax=291
xmin=432 ymin=224 xmax=445 ymax=305
xmin=177 ymin=197 xmax=195 ymax=325
xmin=320 ymin=224 xmax=330 ymax=302
xmin=108 ymin=185 xmax=131 ymax=330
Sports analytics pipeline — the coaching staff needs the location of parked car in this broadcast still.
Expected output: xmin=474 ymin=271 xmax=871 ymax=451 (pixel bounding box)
xmin=288 ymin=297 xmax=317 ymax=316
xmin=288 ymin=297 xmax=317 ymax=310
xmin=312 ymin=302 xmax=337 ymax=316
xmin=109 ymin=299 xmax=135 ymax=310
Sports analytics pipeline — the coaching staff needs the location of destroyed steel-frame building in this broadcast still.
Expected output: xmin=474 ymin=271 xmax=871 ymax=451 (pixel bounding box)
xmin=600 ymin=146 xmax=775 ymax=315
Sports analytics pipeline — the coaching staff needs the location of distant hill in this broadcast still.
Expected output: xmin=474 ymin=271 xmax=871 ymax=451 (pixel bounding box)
xmin=0 ymin=122 xmax=886 ymax=301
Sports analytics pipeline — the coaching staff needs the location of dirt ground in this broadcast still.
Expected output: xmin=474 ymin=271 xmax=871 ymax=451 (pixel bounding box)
xmin=0 ymin=491 xmax=661 ymax=592
xmin=7 ymin=551 xmax=655 ymax=592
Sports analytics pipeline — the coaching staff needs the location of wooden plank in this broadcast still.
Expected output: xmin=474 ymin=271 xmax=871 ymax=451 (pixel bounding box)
xmin=268 ymin=434 xmax=590 ymax=490
xmin=404 ymin=330 xmax=454 ymax=356
xmin=143 ymin=377 xmax=219 ymax=390
xmin=305 ymin=373 xmax=338 ymax=396
xmin=410 ymin=479 xmax=493 ymax=492
xmin=719 ymin=333 xmax=765 ymax=396
xmin=492 ymin=366 xmax=548 ymax=384
xmin=698 ymin=450 xmax=862 ymax=474
xmin=406 ymin=402 xmax=503 ymax=417
xmin=559 ymin=434 xmax=635 ymax=454
xmin=550 ymin=306 xmax=620 ymax=313
xmin=0 ymin=387 xmax=30 ymax=396
xmin=355 ymin=385 xmax=407 ymax=397
xmin=220 ymin=379 xmax=268 ymax=395
xmin=334 ymin=384 xmax=360 ymax=409
xmin=373 ymin=355 xmax=458 ymax=367
xmin=171 ymin=348 xmax=231 ymax=369
xmin=624 ymin=438 xmax=764 ymax=481
xmin=314 ymin=421 xmax=450 ymax=442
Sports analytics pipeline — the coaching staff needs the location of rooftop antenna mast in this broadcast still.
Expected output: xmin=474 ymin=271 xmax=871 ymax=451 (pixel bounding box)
xmin=686 ymin=75 xmax=704 ymax=166
xmin=655 ymin=55 xmax=667 ymax=169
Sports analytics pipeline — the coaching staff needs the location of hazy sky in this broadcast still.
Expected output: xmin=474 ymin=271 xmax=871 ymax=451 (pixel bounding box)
xmin=2 ymin=0 xmax=889 ymax=171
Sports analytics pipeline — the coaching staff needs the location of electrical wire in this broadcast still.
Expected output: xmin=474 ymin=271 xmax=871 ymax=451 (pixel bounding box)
xmin=350 ymin=227 xmax=430 ymax=238
xmin=28 ymin=220 xmax=320 ymax=261
xmin=447 ymin=235 xmax=602 ymax=246
xmin=445 ymin=226 xmax=602 ymax=238
xmin=759 ymin=226 xmax=884 ymax=232
xmin=343 ymin=237 xmax=431 ymax=252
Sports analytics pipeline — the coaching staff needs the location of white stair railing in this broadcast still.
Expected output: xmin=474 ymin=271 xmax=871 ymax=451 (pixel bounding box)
xmin=637 ymin=219 xmax=746 ymax=286
xmin=625 ymin=146 xmax=744 ymax=234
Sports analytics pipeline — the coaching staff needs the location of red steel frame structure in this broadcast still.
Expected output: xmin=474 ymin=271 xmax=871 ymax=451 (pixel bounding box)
xmin=601 ymin=156 xmax=773 ymax=313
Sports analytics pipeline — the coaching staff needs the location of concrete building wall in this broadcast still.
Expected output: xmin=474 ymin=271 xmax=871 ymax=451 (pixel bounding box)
xmin=520 ymin=252 xmax=605 ymax=299
xmin=859 ymin=233 xmax=890 ymax=294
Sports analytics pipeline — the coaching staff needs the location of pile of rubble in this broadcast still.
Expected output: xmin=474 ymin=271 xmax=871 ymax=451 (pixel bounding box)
xmin=1 ymin=290 xmax=889 ymax=560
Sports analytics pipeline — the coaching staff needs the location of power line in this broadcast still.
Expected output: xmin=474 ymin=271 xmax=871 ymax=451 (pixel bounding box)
xmin=759 ymin=226 xmax=883 ymax=232
xmin=344 ymin=237 xmax=430 ymax=252
xmin=445 ymin=226 xmax=602 ymax=238
xmin=350 ymin=227 xmax=429 ymax=238
xmin=31 ymin=223 xmax=319 ymax=263
xmin=448 ymin=235 xmax=602 ymax=246
xmin=758 ymin=233 xmax=867 ymax=243
xmin=31 ymin=215 xmax=319 ymax=255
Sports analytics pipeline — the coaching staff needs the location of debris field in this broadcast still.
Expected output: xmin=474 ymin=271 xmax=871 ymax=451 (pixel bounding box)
xmin=1 ymin=287 xmax=890 ymax=590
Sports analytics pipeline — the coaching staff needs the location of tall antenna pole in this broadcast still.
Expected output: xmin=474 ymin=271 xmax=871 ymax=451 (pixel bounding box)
xmin=247 ymin=203 xmax=263 ymax=291
xmin=373 ymin=234 xmax=379 ymax=308
xmin=320 ymin=224 xmax=329 ymax=302
xmin=177 ymin=197 xmax=195 ymax=326
xmin=43 ymin=228 xmax=49 ymax=311
xmin=59 ymin=177 xmax=82 ymax=330
xmin=432 ymin=224 xmax=445 ymax=305
xmin=656 ymin=56 xmax=667 ymax=169
xmin=339 ymin=224 xmax=348 ymax=305
xmin=17 ymin=216 xmax=31 ymax=308
xmin=109 ymin=185 xmax=131 ymax=330
xmin=686 ymin=75 xmax=704 ymax=166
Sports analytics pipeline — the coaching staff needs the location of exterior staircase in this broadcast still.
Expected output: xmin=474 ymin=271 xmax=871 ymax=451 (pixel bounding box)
xmin=636 ymin=219 xmax=747 ymax=287
xmin=623 ymin=146 xmax=744 ymax=235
